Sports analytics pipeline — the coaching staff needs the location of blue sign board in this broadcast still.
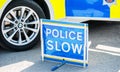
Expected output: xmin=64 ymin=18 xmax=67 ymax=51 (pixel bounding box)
xmin=41 ymin=19 xmax=88 ymax=67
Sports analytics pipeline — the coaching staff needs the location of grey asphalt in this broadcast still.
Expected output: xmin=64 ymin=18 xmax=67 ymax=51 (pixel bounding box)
xmin=0 ymin=21 xmax=120 ymax=72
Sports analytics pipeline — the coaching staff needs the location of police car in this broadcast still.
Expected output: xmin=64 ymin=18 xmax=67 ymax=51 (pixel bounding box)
xmin=0 ymin=0 xmax=119 ymax=51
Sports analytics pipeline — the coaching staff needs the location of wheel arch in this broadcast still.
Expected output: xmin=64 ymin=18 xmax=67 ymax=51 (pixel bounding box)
xmin=0 ymin=0 xmax=54 ymax=20
xmin=0 ymin=0 xmax=12 ymax=19
xmin=33 ymin=0 xmax=54 ymax=19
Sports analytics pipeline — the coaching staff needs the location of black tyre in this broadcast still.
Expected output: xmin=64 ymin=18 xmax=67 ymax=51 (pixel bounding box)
xmin=0 ymin=0 xmax=45 ymax=51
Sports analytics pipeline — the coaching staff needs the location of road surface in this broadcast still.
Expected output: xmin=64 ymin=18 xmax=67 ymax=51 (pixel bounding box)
xmin=0 ymin=21 xmax=120 ymax=72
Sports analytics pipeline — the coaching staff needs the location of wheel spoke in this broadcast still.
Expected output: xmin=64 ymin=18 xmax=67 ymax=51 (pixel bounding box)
xmin=20 ymin=7 xmax=26 ymax=20
xmin=3 ymin=27 xmax=15 ymax=34
xmin=22 ymin=29 xmax=30 ymax=42
xmin=25 ymin=27 xmax=38 ymax=33
xmin=24 ymin=10 xmax=33 ymax=21
xmin=9 ymin=10 xmax=18 ymax=21
xmin=18 ymin=29 xmax=22 ymax=44
xmin=4 ymin=17 xmax=15 ymax=24
xmin=25 ymin=20 xmax=39 ymax=25
xmin=8 ymin=29 xmax=18 ymax=40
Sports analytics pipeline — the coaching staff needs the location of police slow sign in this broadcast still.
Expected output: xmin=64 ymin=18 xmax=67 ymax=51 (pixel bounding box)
xmin=41 ymin=19 xmax=88 ymax=67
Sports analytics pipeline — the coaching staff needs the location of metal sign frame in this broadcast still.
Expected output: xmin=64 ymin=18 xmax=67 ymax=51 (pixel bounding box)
xmin=41 ymin=19 xmax=88 ymax=67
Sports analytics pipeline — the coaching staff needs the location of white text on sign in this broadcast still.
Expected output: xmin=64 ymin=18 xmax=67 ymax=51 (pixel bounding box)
xmin=46 ymin=28 xmax=84 ymax=54
xmin=46 ymin=28 xmax=83 ymax=41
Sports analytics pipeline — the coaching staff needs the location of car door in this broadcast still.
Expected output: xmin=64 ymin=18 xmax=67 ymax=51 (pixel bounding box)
xmin=65 ymin=0 xmax=110 ymax=18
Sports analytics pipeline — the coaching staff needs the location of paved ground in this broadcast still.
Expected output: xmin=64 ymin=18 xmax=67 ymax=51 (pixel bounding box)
xmin=0 ymin=21 xmax=120 ymax=72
